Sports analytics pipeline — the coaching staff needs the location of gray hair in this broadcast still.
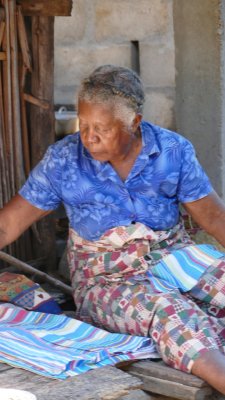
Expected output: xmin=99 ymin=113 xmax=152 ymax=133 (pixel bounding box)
xmin=77 ymin=65 xmax=145 ymax=125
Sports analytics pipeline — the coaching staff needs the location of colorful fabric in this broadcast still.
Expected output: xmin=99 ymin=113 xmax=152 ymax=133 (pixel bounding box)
xmin=0 ymin=272 xmax=61 ymax=314
xmin=0 ymin=303 xmax=157 ymax=379
xmin=148 ymin=244 xmax=224 ymax=292
xmin=72 ymin=264 xmax=225 ymax=373
xmin=68 ymin=223 xmax=225 ymax=373
xmin=19 ymin=121 xmax=213 ymax=241
xmin=68 ymin=223 xmax=224 ymax=304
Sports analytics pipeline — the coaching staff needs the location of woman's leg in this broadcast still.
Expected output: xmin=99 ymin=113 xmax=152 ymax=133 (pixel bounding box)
xmin=185 ymin=257 xmax=225 ymax=394
xmin=191 ymin=350 xmax=225 ymax=395
xmin=189 ymin=257 xmax=225 ymax=318
xmin=78 ymin=280 xmax=225 ymax=394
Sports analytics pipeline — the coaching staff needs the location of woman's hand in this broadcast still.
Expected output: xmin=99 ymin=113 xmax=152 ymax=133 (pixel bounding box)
xmin=0 ymin=194 xmax=51 ymax=250
xmin=183 ymin=190 xmax=225 ymax=248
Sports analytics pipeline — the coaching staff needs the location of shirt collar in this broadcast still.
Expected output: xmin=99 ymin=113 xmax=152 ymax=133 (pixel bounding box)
xmin=140 ymin=120 xmax=160 ymax=156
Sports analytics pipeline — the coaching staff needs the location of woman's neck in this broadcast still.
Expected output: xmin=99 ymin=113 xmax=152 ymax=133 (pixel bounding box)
xmin=110 ymin=130 xmax=142 ymax=181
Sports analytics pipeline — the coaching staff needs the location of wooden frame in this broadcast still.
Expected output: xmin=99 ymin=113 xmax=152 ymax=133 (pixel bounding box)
xmin=17 ymin=0 xmax=72 ymax=16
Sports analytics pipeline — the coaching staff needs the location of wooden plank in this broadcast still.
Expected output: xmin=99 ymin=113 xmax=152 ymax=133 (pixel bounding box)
xmin=23 ymin=93 xmax=50 ymax=109
xmin=0 ymin=51 xmax=6 ymax=60
xmin=123 ymin=360 xmax=208 ymax=388
xmin=0 ymin=363 xmax=13 ymax=372
xmin=0 ymin=367 xmax=55 ymax=391
xmin=129 ymin=372 xmax=213 ymax=400
xmin=0 ymin=6 xmax=5 ymax=22
xmin=17 ymin=0 xmax=73 ymax=16
xmin=29 ymin=15 xmax=56 ymax=270
xmin=0 ymin=366 xmax=143 ymax=400
xmin=0 ymin=22 xmax=5 ymax=47
xmin=119 ymin=389 xmax=154 ymax=399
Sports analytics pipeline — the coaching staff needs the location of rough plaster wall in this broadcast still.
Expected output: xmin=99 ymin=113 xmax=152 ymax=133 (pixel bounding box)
xmin=174 ymin=0 xmax=225 ymax=197
xmin=54 ymin=0 xmax=176 ymax=129
xmin=221 ymin=0 xmax=225 ymax=198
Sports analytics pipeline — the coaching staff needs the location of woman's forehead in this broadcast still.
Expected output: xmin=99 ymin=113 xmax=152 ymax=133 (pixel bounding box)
xmin=78 ymin=100 xmax=115 ymax=119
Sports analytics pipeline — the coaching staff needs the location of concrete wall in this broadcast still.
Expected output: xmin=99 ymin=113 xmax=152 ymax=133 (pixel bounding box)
xmin=54 ymin=0 xmax=225 ymax=197
xmin=173 ymin=0 xmax=225 ymax=198
xmin=54 ymin=0 xmax=175 ymax=129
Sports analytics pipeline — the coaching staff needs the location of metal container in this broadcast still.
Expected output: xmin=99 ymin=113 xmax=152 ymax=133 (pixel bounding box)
xmin=55 ymin=106 xmax=79 ymax=137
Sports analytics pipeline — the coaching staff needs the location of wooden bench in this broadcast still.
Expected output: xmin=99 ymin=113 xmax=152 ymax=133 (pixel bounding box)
xmin=0 ymin=357 xmax=224 ymax=399
xmin=0 ymin=363 xmax=146 ymax=400
xmin=121 ymin=359 xmax=220 ymax=400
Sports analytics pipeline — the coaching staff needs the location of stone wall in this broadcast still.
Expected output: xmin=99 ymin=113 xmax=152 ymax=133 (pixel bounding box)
xmin=54 ymin=0 xmax=175 ymax=129
xmin=173 ymin=0 xmax=225 ymax=198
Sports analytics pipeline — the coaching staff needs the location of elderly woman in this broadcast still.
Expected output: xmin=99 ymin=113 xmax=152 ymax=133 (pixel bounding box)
xmin=1 ymin=65 xmax=225 ymax=393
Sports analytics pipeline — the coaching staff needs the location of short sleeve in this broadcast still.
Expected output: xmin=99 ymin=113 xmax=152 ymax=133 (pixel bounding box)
xmin=19 ymin=145 xmax=62 ymax=210
xmin=177 ymin=139 xmax=213 ymax=203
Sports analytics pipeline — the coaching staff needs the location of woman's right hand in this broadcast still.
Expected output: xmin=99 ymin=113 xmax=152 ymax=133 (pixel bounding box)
xmin=0 ymin=194 xmax=52 ymax=250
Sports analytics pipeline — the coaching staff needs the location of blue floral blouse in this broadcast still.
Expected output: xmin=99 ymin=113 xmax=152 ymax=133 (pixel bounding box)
xmin=19 ymin=121 xmax=213 ymax=241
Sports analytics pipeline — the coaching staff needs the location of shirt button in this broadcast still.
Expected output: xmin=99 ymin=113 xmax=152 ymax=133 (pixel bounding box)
xmin=130 ymin=214 xmax=136 ymax=219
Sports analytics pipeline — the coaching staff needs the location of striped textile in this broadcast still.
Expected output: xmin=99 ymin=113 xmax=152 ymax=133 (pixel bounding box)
xmin=147 ymin=244 xmax=224 ymax=292
xmin=0 ymin=303 xmax=157 ymax=379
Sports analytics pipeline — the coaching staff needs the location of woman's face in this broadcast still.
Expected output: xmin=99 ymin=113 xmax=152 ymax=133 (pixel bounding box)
xmin=78 ymin=100 xmax=141 ymax=163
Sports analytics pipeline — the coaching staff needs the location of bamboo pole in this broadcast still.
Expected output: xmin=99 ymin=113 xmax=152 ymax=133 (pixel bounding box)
xmin=17 ymin=5 xmax=31 ymax=176
xmin=0 ymin=250 xmax=73 ymax=296
xmin=0 ymin=39 xmax=8 ymax=207
xmin=17 ymin=6 xmax=31 ymax=177
xmin=0 ymin=0 xmax=33 ymax=262
xmin=0 ymin=121 xmax=6 ymax=207
xmin=2 ymin=0 xmax=14 ymax=200
xmin=0 ymin=22 xmax=5 ymax=46
xmin=16 ymin=5 xmax=31 ymax=71
xmin=9 ymin=0 xmax=25 ymax=192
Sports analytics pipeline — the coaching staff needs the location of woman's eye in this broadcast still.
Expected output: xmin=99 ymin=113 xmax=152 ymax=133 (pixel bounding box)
xmin=97 ymin=127 xmax=110 ymax=134
xmin=79 ymin=124 xmax=87 ymax=131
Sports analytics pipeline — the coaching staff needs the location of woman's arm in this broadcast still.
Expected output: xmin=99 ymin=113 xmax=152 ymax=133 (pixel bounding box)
xmin=182 ymin=190 xmax=225 ymax=248
xmin=0 ymin=194 xmax=52 ymax=250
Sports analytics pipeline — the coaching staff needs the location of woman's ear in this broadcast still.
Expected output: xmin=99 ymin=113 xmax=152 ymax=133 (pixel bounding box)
xmin=132 ymin=114 xmax=142 ymax=132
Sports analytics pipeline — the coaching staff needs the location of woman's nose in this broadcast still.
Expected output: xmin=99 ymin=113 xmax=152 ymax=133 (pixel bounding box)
xmin=87 ymin=128 xmax=98 ymax=143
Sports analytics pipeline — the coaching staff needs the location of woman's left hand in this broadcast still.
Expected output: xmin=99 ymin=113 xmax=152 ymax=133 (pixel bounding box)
xmin=183 ymin=190 xmax=225 ymax=248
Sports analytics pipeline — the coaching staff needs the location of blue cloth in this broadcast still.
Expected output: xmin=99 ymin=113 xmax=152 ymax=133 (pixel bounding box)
xmin=146 ymin=244 xmax=225 ymax=293
xmin=19 ymin=121 xmax=213 ymax=241
xmin=0 ymin=303 xmax=157 ymax=379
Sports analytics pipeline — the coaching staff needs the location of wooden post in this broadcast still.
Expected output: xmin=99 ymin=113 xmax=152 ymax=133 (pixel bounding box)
xmin=29 ymin=15 xmax=56 ymax=270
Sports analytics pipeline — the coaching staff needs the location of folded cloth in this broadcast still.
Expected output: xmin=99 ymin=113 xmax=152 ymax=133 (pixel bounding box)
xmin=0 ymin=303 xmax=158 ymax=379
xmin=0 ymin=272 xmax=61 ymax=314
xmin=146 ymin=244 xmax=224 ymax=292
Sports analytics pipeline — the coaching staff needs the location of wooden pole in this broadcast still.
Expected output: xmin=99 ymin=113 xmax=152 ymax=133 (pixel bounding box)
xmin=9 ymin=0 xmax=25 ymax=192
xmin=0 ymin=250 xmax=73 ymax=296
xmin=2 ymin=0 xmax=14 ymax=199
xmin=17 ymin=5 xmax=31 ymax=176
xmin=29 ymin=15 xmax=56 ymax=270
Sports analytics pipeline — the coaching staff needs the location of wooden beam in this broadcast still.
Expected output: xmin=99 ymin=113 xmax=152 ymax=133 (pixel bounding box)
xmin=23 ymin=93 xmax=50 ymax=110
xmin=122 ymin=361 xmax=213 ymax=400
xmin=29 ymin=15 xmax=56 ymax=270
xmin=17 ymin=0 xmax=73 ymax=17
xmin=0 ymin=51 xmax=6 ymax=60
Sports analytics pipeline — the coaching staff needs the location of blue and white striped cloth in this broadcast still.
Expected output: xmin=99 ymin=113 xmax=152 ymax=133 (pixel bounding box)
xmin=147 ymin=244 xmax=224 ymax=292
xmin=0 ymin=303 xmax=157 ymax=379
